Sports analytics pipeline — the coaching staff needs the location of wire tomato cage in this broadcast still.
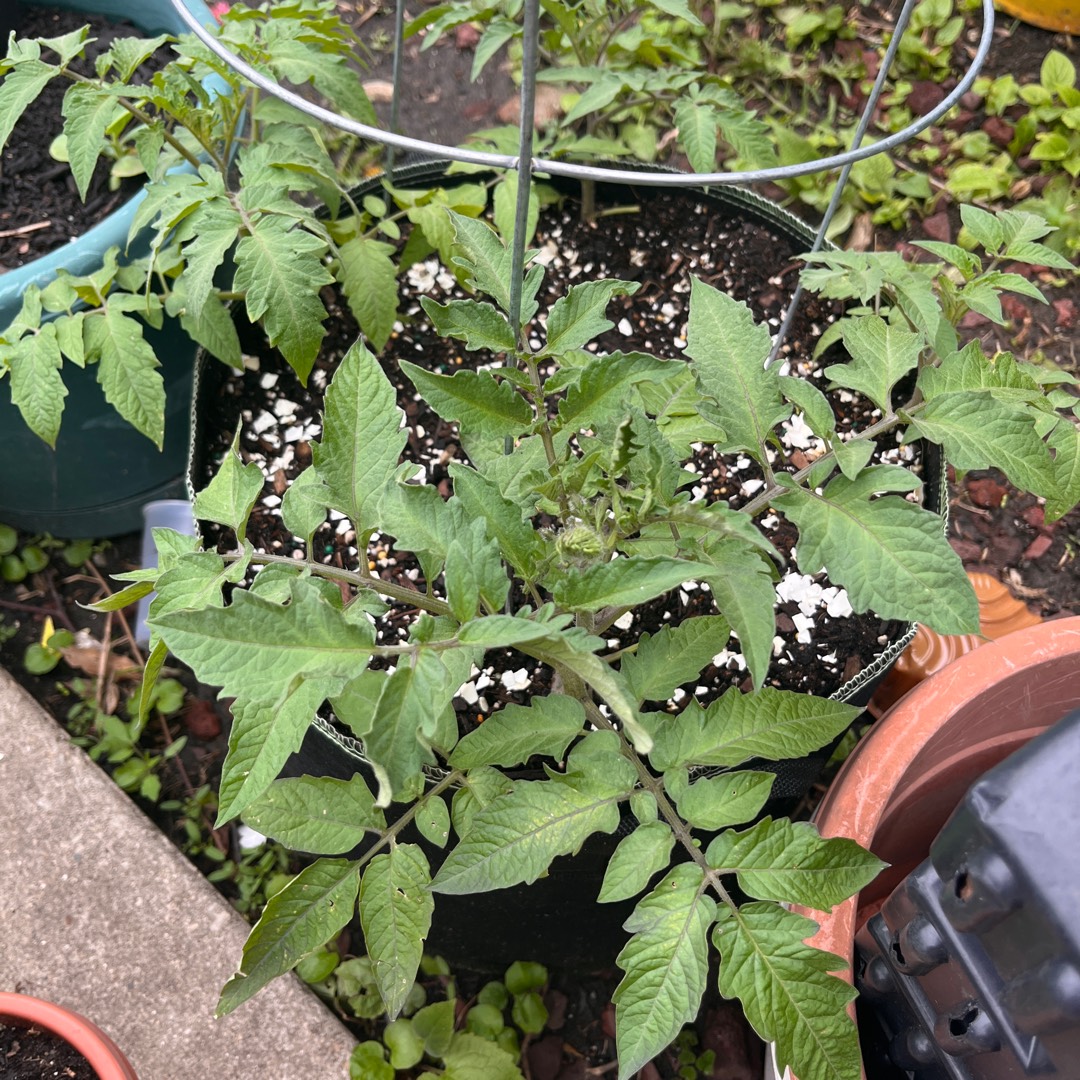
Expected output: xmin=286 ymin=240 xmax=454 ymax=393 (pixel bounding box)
xmin=168 ymin=0 xmax=995 ymax=364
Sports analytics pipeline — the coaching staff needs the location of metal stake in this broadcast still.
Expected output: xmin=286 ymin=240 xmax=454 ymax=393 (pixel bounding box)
xmin=766 ymin=0 xmax=921 ymax=369
xmin=386 ymin=0 xmax=406 ymax=172
xmin=508 ymin=0 xmax=540 ymax=346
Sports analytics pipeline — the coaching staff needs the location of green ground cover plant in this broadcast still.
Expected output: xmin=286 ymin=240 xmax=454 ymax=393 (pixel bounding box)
xmin=97 ymin=200 xmax=1080 ymax=1080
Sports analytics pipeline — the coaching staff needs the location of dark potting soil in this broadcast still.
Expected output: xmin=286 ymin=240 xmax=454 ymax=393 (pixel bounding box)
xmin=0 ymin=7 xmax=170 ymax=272
xmin=0 ymin=1022 xmax=96 ymax=1080
xmin=194 ymin=180 xmax=914 ymax=733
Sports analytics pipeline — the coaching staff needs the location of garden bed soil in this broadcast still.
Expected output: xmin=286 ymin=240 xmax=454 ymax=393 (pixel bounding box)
xmin=0 ymin=6 xmax=169 ymax=272
xmin=0 ymin=1022 xmax=96 ymax=1080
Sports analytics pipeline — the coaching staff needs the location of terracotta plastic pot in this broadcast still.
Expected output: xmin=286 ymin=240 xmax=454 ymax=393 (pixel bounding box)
xmin=768 ymin=616 xmax=1080 ymax=1079
xmin=0 ymin=0 xmax=220 ymax=537
xmin=0 ymin=992 xmax=137 ymax=1079
xmin=996 ymin=0 xmax=1080 ymax=33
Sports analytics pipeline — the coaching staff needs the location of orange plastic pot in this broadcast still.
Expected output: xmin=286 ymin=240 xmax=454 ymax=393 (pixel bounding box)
xmin=996 ymin=0 xmax=1080 ymax=32
xmin=0 ymin=993 xmax=138 ymax=1080
xmin=769 ymin=616 xmax=1080 ymax=1079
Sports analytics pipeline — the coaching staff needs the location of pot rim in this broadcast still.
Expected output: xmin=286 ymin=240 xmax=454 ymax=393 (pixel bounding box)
xmin=0 ymin=992 xmax=137 ymax=1080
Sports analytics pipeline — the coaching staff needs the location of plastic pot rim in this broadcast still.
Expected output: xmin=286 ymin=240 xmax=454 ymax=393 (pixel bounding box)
xmin=0 ymin=992 xmax=138 ymax=1080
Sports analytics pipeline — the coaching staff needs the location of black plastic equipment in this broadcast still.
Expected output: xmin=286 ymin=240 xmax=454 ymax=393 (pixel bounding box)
xmin=854 ymin=707 xmax=1080 ymax=1079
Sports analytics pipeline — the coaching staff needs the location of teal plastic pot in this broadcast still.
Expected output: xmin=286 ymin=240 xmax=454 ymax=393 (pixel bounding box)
xmin=0 ymin=0 xmax=219 ymax=538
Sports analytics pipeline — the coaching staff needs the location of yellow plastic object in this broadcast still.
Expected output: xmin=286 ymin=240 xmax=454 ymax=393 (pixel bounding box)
xmin=996 ymin=0 xmax=1080 ymax=33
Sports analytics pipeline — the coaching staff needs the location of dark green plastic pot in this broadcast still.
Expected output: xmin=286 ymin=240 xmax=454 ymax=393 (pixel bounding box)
xmin=0 ymin=0 xmax=219 ymax=538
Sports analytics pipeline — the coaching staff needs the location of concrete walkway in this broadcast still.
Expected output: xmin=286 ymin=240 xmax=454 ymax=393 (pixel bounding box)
xmin=0 ymin=667 xmax=357 ymax=1080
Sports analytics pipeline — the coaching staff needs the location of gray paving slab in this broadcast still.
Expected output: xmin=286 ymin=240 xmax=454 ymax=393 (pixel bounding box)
xmin=0 ymin=666 xmax=357 ymax=1080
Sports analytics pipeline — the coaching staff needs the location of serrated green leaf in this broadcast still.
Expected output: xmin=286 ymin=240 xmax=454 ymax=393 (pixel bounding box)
xmin=958 ymin=204 xmax=1004 ymax=252
xmin=98 ymin=33 xmax=169 ymax=81
xmin=449 ymin=464 xmax=543 ymax=579
xmin=148 ymin=548 xmax=250 ymax=648
xmin=314 ymin=338 xmax=407 ymax=533
xmin=360 ymin=844 xmax=434 ymax=1018
xmin=400 ymin=360 xmax=531 ymax=439
xmin=773 ymin=472 xmax=977 ymax=634
xmin=553 ymin=555 xmax=711 ymax=611
xmin=446 ymin=211 xmax=514 ymax=314
xmin=665 ymin=768 xmax=775 ymax=831
xmin=193 ymin=438 xmax=265 ymax=540
xmin=420 ymin=298 xmax=516 ymax=354
xmin=706 ymin=817 xmax=884 ymax=908
xmin=177 ymin=292 xmax=242 ymax=368
xmin=713 ymin=903 xmax=861 ymax=1080
xmin=85 ymin=308 xmax=165 ymax=447
xmin=674 ymin=99 xmax=718 ymax=173
xmin=153 ymin=578 xmax=375 ymax=817
xmin=9 ymin=323 xmax=66 ymax=446
xmin=1046 ymin=419 xmax=1080 ymax=522
xmin=180 ymin=199 xmax=242 ymax=318
xmin=217 ymin=858 xmax=359 ymax=1015
xmin=280 ymin=466 xmax=330 ymax=544
xmin=430 ymin=776 xmax=628 ymax=894
xmin=520 ymin=633 xmax=651 ymax=754
xmin=697 ymin=540 xmax=776 ymax=691
xmin=338 ymin=235 xmax=399 ymax=352
xmin=445 ymin=516 xmax=508 ymax=618
xmin=492 ymin=171 xmax=539 ymax=251
xmin=450 ymin=695 xmax=584 ymax=769
xmin=564 ymin=71 xmax=625 ymax=124
xmin=472 ymin=17 xmax=518 ymax=80
xmin=598 ymin=821 xmax=675 ymax=903
xmin=364 ymin=650 xmax=455 ymax=806
xmin=219 ymin=692 xmax=330 ymax=824
xmin=917 ymin=342 xmax=1045 ymax=404
xmin=415 ymin=793 xmax=452 ymax=849
xmin=242 ymin=774 xmax=384 ymax=854
xmin=893 ymin=266 xmax=957 ymax=358
xmin=910 ymin=240 xmax=982 ymax=277
xmin=620 ymin=616 xmax=730 ymax=704
xmin=53 ymin=311 xmax=85 ymax=367
xmin=0 ymin=55 xmax=58 ymax=154
xmin=908 ymin=392 xmax=1058 ymax=499
xmin=645 ymin=687 xmax=859 ymax=772
xmin=685 ymin=278 xmax=786 ymax=465
xmin=558 ymin=351 xmax=676 ymax=429
xmin=442 ymin=1032 xmax=524 ymax=1080
xmin=831 ymin=436 xmax=874 ymax=481
xmin=234 ymin=215 xmax=332 ymax=382
xmin=779 ymin=376 xmax=834 ymax=439
xmin=61 ymin=83 xmax=122 ymax=202
xmin=451 ymin=766 xmax=515 ymax=839
xmin=379 ymin=473 xmax=464 ymax=579
xmin=542 ymin=279 xmax=640 ymax=356
xmin=828 ymin=315 xmax=921 ymax=413
xmin=455 ymin=613 xmax=556 ymax=648
xmin=613 ymin=864 xmax=716 ymax=1080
